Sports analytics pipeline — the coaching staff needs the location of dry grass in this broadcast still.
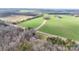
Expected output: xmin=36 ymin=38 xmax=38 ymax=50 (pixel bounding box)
xmin=0 ymin=15 xmax=34 ymax=23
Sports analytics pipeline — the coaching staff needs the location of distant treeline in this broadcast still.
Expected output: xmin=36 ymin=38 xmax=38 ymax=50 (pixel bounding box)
xmin=0 ymin=12 xmax=39 ymax=17
xmin=48 ymin=13 xmax=78 ymax=15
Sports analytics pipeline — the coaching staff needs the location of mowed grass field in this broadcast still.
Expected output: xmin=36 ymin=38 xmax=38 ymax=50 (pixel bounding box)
xmin=18 ymin=15 xmax=79 ymax=41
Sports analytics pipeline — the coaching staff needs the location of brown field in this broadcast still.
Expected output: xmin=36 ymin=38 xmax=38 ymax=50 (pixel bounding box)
xmin=0 ymin=15 xmax=34 ymax=23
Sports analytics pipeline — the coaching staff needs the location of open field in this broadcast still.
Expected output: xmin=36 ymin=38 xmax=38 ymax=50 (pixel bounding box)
xmin=18 ymin=15 xmax=79 ymax=41
xmin=0 ymin=15 xmax=34 ymax=23
xmin=18 ymin=17 xmax=44 ymax=28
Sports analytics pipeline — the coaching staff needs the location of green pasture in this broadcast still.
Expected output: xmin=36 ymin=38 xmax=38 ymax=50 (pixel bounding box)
xmin=18 ymin=15 xmax=79 ymax=40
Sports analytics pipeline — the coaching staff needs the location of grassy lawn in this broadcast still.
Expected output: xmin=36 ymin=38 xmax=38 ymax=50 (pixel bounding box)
xmin=18 ymin=15 xmax=79 ymax=40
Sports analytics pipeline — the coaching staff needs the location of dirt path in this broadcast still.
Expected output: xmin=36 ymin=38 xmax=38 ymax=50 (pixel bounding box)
xmin=37 ymin=31 xmax=67 ymax=40
xmin=37 ymin=31 xmax=79 ymax=44
xmin=35 ymin=20 xmax=47 ymax=30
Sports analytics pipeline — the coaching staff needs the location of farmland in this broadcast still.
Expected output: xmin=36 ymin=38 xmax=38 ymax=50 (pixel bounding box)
xmin=1 ymin=8 xmax=79 ymax=51
xmin=0 ymin=15 xmax=34 ymax=23
xmin=18 ymin=17 xmax=44 ymax=28
xmin=18 ymin=15 xmax=79 ymax=40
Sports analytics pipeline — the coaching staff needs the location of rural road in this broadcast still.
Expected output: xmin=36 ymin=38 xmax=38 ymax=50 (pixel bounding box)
xmin=35 ymin=20 xmax=47 ymax=30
